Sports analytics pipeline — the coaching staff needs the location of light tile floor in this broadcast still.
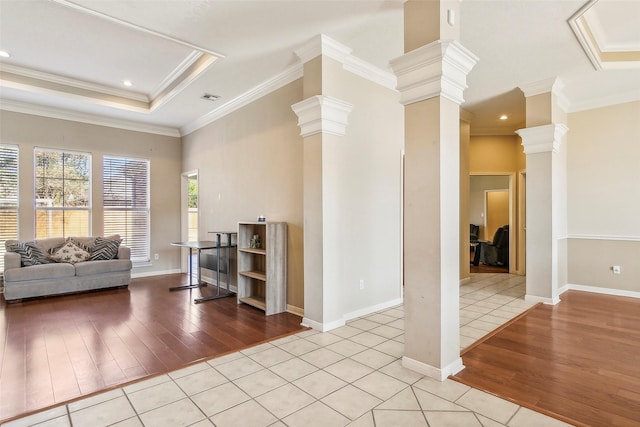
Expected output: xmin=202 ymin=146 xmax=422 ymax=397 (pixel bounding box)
xmin=2 ymin=274 xmax=572 ymax=427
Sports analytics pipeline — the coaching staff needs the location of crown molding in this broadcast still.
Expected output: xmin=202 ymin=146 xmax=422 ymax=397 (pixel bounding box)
xmin=295 ymin=33 xmax=397 ymax=90
xmin=295 ymin=34 xmax=353 ymax=65
xmin=291 ymin=95 xmax=353 ymax=137
xmin=389 ymin=39 xmax=478 ymax=106
xmin=0 ymin=99 xmax=180 ymax=137
xmin=518 ymin=77 xmax=558 ymax=98
xmin=181 ymin=63 xmax=304 ymax=136
xmin=516 ymin=123 xmax=568 ymax=154
xmin=183 ymin=34 xmax=396 ymax=136
xmin=149 ymin=50 xmax=203 ymax=100
xmin=566 ymin=89 xmax=640 ymax=113
xmin=0 ymin=64 xmax=149 ymax=102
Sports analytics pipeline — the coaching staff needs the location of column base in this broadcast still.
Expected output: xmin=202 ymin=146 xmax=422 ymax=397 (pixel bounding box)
xmin=301 ymin=317 xmax=345 ymax=332
xmin=525 ymin=294 xmax=561 ymax=305
xmin=402 ymin=355 xmax=465 ymax=381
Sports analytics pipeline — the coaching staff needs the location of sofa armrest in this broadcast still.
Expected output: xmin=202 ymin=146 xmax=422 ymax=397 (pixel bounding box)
xmin=4 ymin=251 xmax=21 ymax=270
xmin=117 ymin=245 xmax=131 ymax=260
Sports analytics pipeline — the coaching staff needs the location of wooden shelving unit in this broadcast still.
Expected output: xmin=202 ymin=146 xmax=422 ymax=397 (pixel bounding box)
xmin=237 ymin=221 xmax=287 ymax=315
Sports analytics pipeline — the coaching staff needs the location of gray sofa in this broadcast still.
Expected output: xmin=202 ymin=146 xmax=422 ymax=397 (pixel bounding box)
xmin=3 ymin=236 xmax=132 ymax=302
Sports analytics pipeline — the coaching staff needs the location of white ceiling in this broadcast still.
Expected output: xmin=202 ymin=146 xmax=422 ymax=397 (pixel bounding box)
xmin=0 ymin=0 xmax=638 ymax=137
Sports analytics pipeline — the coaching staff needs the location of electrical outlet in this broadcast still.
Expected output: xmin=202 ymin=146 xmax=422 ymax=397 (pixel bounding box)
xmin=359 ymin=279 xmax=364 ymax=290
xmin=612 ymin=265 xmax=621 ymax=275
xmin=154 ymin=253 xmax=159 ymax=260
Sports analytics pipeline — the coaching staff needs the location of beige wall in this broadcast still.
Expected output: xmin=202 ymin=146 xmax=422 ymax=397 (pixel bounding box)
xmin=469 ymin=175 xmax=510 ymax=240
xmin=566 ymin=101 xmax=640 ymax=293
xmin=318 ymin=56 xmax=404 ymax=323
xmin=469 ymin=134 xmax=525 ymax=273
xmin=0 ymin=111 xmax=183 ymax=276
xmin=181 ymin=80 xmax=305 ymax=309
xmin=469 ymin=135 xmax=526 ymax=173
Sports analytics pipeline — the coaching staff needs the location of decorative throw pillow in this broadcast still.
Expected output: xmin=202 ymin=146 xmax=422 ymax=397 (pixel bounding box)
xmin=67 ymin=237 xmax=91 ymax=253
xmin=48 ymin=241 xmax=90 ymax=264
xmin=6 ymin=240 xmax=53 ymax=266
xmin=25 ymin=241 xmax=54 ymax=264
xmin=89 ymin=237 xmax=121 ymax=260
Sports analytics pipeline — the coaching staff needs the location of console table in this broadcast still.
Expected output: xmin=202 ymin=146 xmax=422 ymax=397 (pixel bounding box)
xmin=171 ymin=232 xmax=236 ymax=303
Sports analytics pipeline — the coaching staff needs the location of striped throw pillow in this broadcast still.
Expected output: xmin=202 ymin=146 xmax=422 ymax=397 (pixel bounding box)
xmin=89 ymin=237 xmax=121 ymax=260
xmin=6 ymin=241 xmax=54 ymax=266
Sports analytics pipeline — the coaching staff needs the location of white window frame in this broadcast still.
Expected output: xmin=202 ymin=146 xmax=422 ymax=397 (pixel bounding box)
xmin=0 ymin=144 xmax=19 ymax=275
xmin=103 ymin=155 xmax=150 ymax=264
xmin=34 ymin=147 xmax=91 ymax=238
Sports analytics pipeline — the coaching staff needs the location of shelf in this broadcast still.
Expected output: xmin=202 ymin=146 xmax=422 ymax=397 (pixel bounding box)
xmin=239 ymin=247 xmax=266 ymax=255
xmin=239 ymin=296 xmax=266 ymax=311
xmin=238 ymin=221 xmax=287 ymax=316
xmin=239 ymin=270 xmax=266 ymax=281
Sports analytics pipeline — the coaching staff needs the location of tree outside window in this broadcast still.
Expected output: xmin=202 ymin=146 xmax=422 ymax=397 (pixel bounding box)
xmin=35 ymin=149 xmax=91 ymax=238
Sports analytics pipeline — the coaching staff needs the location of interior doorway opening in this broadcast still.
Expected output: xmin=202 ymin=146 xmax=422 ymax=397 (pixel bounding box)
xmin=180 ymin=170 xmax=198 ymax=275
xmin=469 ymin=173 xmax=517 ymax=273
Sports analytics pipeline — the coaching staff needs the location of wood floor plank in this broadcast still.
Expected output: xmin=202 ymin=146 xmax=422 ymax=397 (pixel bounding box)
xmin=0 ymin=273 xmax=306 ymax=422
xmin=453 ymin=290 xmax=640 ymax=427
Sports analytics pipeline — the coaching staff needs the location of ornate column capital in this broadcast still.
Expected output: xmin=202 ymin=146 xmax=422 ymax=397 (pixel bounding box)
xmin=516 ymin=123 xmax=569 ymax=154
xmin=291 ymin=95 xmax=353 ymax=138
xmin=389 ymin=39 xmax=478 ymax=106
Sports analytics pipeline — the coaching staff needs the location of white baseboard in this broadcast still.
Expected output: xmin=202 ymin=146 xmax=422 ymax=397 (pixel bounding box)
xmin=301 ymin=317 xmax=345 ymax=332
xmin=302 ymin=297 xmax=404 ymax=332
xmin=525 ymin=294 xmax=561 ymax=305
xmin=402 ymin=356 xmax=464 ymax=381
xmin=562 ymin=283 xmax=640 ymax=299
xmin=131 ymin=268 xmax=181 ymax=278
xmin=343 ymin=297 xmax=404 ymax=322
xmin=287 ymin=304 xmax=304 ymax=317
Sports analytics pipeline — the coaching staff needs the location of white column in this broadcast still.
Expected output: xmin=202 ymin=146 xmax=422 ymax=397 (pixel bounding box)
xmin=291 ymin=95 xmax=353 ymax=331
xmin=516 ymin=124 xmax=568 ymax=304
xmin=391 ymin=39 xmax=477 ymax=380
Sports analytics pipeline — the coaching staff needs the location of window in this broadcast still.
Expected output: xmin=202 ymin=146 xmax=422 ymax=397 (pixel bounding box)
xmin=0 ymin=144 xmax=19 ymax=274
xmin=103 ymin=156 xmax=150 ymax=263
xmin=34 ymin=148 xmax=91 ymax=238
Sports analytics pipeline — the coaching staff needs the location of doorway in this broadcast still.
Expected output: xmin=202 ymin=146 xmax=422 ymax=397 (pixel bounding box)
xmin=469 ymin=173 xmax=516 ymax=273
xmin=485 ymin=189 xmax=509 ymax=242
xmin=181 ymin=170 xmax=198 ymax=274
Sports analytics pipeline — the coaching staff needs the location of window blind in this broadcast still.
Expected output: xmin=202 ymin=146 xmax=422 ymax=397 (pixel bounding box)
xmin=0 ymin=144 xmax=19 ymax=274
xmin=103 ymin=156 xmax=150 ymax=263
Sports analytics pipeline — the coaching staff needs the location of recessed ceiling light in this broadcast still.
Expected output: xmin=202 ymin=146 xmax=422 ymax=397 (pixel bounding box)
xmin=0 ymin=51 xmax=10 ymax=58
xmin=123 ymin=80 xmax=133 ymax=87
xmin=499 ymin=115 xmax=508 ymax=120
xmin=202 ymin=93 xmax=221 ymax=101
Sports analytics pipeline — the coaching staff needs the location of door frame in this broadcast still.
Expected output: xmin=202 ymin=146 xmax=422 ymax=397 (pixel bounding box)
xmin=470 ymin=172 xmax=517 ymax=273
xmin=180 ymin=169 xmax=198 ymax=274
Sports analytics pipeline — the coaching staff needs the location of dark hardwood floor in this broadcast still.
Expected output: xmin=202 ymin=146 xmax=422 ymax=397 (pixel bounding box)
xmin=0 ymin=274 xmax=306 ymax=423
xmin=453 ymin=290 xmax=640 ymax=427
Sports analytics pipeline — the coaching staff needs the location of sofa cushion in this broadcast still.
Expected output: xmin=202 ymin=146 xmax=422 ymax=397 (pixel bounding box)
xmin=74 ymin=259 xmax=132 ymax=276
xmin=6 ymin=240 xmax=54 ymax=266
xmin=89 ymin=237 xmax=122 ymax=260
xmin=48 ymin=241 xmax=90 ymax=264
xmin=4 ymin=262 xmax=75 ymax=282
xmin=33 ymin=237 xmax=67 ymax=254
